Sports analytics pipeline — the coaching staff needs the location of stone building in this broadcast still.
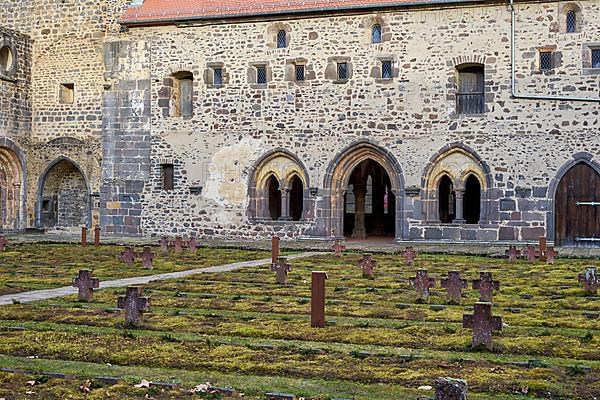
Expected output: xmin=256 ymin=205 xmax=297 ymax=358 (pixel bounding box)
xmin=1 ymin=0 xmax=599 ymax=246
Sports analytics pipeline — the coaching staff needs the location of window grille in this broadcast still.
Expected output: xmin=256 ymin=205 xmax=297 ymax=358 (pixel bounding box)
xmin=540 ymin=52 xmax=553 ymax=71
xmin=456 ymin=65 xmax=485 ymax=115
xmin=372 ymin=24 xmax=382 ymax=44
xmin=213 ymin=68 xmax=223 ymax=86
xmin=381 ymin=60 xmax=392 ymax=79
xmin=295 ymin=64 xmax=305 ymax=81
xmin=566 ymin=10 xmax=576 ymax=33
xmin=337 ymin=62 xmax=348 ymax=80
xmin=277 ymin=30 xmax=287 ymax=48
xmin=592 ymin=49 xmax=600 ymax=68
xmin=256 ymin=65 xmax=267 ymax=85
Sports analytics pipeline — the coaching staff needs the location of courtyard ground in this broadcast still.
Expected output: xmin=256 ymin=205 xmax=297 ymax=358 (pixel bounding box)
xmin=0 ymin=243 xmax=598 ymax=399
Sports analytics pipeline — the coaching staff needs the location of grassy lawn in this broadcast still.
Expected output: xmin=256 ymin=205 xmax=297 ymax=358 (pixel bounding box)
xmin=0 ymin=248 xmax=598 ymax=399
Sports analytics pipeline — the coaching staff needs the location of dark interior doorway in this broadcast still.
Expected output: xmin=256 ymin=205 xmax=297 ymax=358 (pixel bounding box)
xmin=289 ymin=175 xmax=303 ymax=221
xmin=267 ymin=175 xmax=281 ymax=220
xmin=438 ymin=175 xmax=456 ymax=223
xmin=464 ymin=174 xmax=481 ymax=224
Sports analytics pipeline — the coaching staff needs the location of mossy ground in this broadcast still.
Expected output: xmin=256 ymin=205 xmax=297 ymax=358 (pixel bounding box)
xmin=0 ymin=246 xmax=598 ymax=399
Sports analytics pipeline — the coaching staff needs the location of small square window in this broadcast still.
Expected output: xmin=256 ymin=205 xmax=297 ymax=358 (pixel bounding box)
xmin=161 ymin=164 xmax=174 ymax=191
xmin=59 ymin=83 xmax=74 ymax=104
xmin=277 ymin=30 xmax=287 ymax=49
xmin=256 ymin=65 xmax=267 ymax=85
xmin=213 ymin=68 xmax=223 ymax=87
xmin=592 ymin=49 xmax=600 ymax=68
xmin=337 ymin=62 xmax=348 ymax=81
xmin=539 ymin=52 xmax=553 ymax=71
xmin=381 ymin=60 xmax=393 ymax=80
xmin=295 ymin=64 xmax=305 ymax=82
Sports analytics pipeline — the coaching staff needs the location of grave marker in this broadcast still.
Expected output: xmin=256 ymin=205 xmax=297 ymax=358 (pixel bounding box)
xmin=140 ymin=247 xmax=154 ymax=269
xmin=159 ymin=236 xmax=169 ymax=252
xmin=545 ymin=247 xmax=558 ymax=264
xmin=119 ymin=247 xmax=136 ymax=266
xmin=271 ymin=257 xmax=292 ymax=285
xmin=434 ymin=377 xmax=468 ymax=400
xmin=188 ymin=237 xmax=197 ymax=252
xmin=463 ymin=302 xmax=502 ymax=350
xmin=403 ymin=247 xmax=417 ymax=267
xmin=539 ymin=236 xmax=547 ymax=262
xmin=174 ymin=236 xmax=183 ymax=253
xmin=311 ymin=271 xmax=328 ymax=328
xmin=81 ymin=227 xmax=88 ymax=248
xmin=93 ymin=226 xmax=101 ymax=246
xmin=271 ymin=236 xmax=280 ymax=264
xmin=578 ymin=267 xmax=598 ymax=295
xmin=523 ymin=245 xmax=537 ymax=263
xmin=409 ymin=269 xmax=435 ymax=302
xmin=117 ymin=286 xmax=150 ymax=327
xmin=472 ymin=271 xmax=500 ymax=302
xmin=0 ymin=235 xmax=7 ymax=251
xmin=358 ymin=254 xmax=377 ymax=277
xmin=73 ymin=269 xmax=100 ymax=302
xmin=331 ymin=240 xmax=346 ymax=257
xmin=441 ymin=270 xmax=467 ymax=304
xmin=505 ymin=246 xmax=520 ymax=263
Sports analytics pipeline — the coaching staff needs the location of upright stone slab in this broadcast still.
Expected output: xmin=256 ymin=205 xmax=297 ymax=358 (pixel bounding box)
xmin=94 ymin=226 xmax=101 ymax=247
xmin=441 ymin=271 xmax=467 ymax=304
xmin=545 ymin=247 xmax=558 ymax=264
xmin=538 ymin=236 xmax=547 ymax=262
xmin=409 ymin=269 xmax=435 ymax=302
xmin=311 ymin=271 xmax=328 ymax=328
xmin=472 ymin=271 xmax=500 ymax=302
xmin=0 ymin=235 xmax=7 ymax=251
xmin=140 ymin=247 xmax=154 ymax=269
xmin=434 ymin=377 xmax=468 ymax=400
xmin=120 ymin=247 xmax=136 ymax=265
xmin=173 ymin=236 xmax=183 ymax=253
xmin=403 ymin=247 xmax=417 ymax=267
xmin=117 ymin=287 xmax=150 ymax=327
xmin=331 ymin=240 xmax=346 ymax=257
xmin=188 ymin=237 xmax=197 ymax=252
xmin=358 ymin=254 xmax=377 ymax=277
xmin=81 ymin=226 xmax=88 ymax=248
xmin=463 ymin=302 xmax=502 ymax=350
xmin=159 ymin=236 xmax=169 ymax=252
xmin=271 ymin=257 xmax=292 ymax=285
xmin=73 ymin=269 xmax=100 ymax=302
xmin=578 ymin=267 xmax=598 ymax=295
xmin=523 ymin=245 xmax=537 ymax=263
xmin=271 ymin=236 xmax=280 ymax=264
xmin=505 ymin=246 xmax=520 ymax=263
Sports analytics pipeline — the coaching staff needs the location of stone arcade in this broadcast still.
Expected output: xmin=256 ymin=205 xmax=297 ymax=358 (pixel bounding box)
xmin=0 ymin=0 xmax=599 ymax=247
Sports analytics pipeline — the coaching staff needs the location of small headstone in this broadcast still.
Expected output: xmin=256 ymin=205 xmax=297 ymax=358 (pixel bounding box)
xmin=159 ymin=236 xmax=169 ymax=252
xmin=358 ymin=254 xmax=377 ymax=277
xmin=81 ymin=226 xmax=88 ymax=247
xmin=331 ymin=240 xmax=346 ymax=257
xmin=578 ymin=267 xmax=598 ymax=295
xmin=403 ymin=246 xmax=417 ymax=266
xmin=271 ymin=236 xmax=280 ymax=264
xmin=463 ymin=302 xmax=502 ymax=350
xmin=117 ymin=286 xmax=150 ymax=327
xmin=140 ymin=247 xmax=154 ymax=269
xmin=409 ymin=269 xmax=435 ymax=302
xmin=434 ymin=377 xmax=468 ymax=400
xmin=188 ymin=237 xmax=197 ymax=252
xmin=505 ymin=246 xmax=520 ymax=263
xmin=523 ymin=245 xmax=537 ymax=263
xmin=545 ymin=247 xmax=558 ymax=264
xmin=94 ymin=226 xmax=101 ymax=246
xmin=271 ymin=257 xmax=292 ymax=285
xmin=72 ymin=269 xmax=100 ymax=302
xmin=472 ymin=271 xmax=500 ymax=302
xmin=173 ymin=236 xmax=183 ymax=253
xmin=441 ymin=270 xmax=467 ymax=304
xmin=311 ymin=271 xmax=328 ymax=328
xmin=0 ymin=235 xmax=7 ymax=251
xmin=119 ymin=247 xmax=136 ymax=265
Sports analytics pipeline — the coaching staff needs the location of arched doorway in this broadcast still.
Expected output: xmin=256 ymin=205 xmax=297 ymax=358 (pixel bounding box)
xmin=289 ymin=175 xmax=304 ymax=221
xmin=438 ymin=175 xmax=455 ymax=223
xmin=266 ymin=175 xmax=281 ymax=220
xmin=555 ymin=162 xmax=600 ymax=247
xmin=0 ymin=146 xmax=24 ymax=232
xmin=464 ymin=174 xmax=481 ymax=224
xmin=38 ymin=159 xmax=90 ymax=230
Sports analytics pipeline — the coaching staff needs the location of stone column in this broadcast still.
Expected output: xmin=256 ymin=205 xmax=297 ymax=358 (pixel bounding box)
xmin=279 ymin=188 xmax=291 ymax=220
xmin=352 ymin=183 xmax=367 ymax=239
xmin=454 ymin=189 xmax=465 ymax=223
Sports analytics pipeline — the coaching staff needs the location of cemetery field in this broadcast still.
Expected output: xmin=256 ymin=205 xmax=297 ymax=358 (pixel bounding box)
xmin=0 ymin=244 xmax=272 ymax=295
xmin=0 ymin=248 xmax=598 ymax=399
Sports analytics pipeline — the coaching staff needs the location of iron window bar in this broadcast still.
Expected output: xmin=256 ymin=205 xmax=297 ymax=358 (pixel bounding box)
xmin=566 ymin=10 xmax=576 ymax=33
xmin=295 ymin=64 xmax=305 ymax=81
xmin=381 ymin=60 xmax=392 ymax=79
xmin=337 ymin=62 xmax=348 ymax=80
xmin=372 ymin=24 xmax=382 ymax=44
xmin=539 ymin=52 xmax=553 ymax=71
xmin=456 ymin=92 xmax=485 ymax=114
xmin=256 ymin=65 xmax=267 ymax=85
xmin=592 ymin=49 xmax=600 ymax=68
xmin=277 ymin=30 xmax=287 ymax=48
xmin=576 ymin=237 xmax=600 ymax=241
xmin=576 ymin=201 xmax=600 ymax=206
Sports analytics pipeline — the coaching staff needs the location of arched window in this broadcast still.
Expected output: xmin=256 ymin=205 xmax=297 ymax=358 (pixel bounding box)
xmin=267 ymin=175 xmax=281 ymax=220
xmin=289 ymin=175 xmax=304 ymax=221
xmin=456 ymin=64 xmax=485 ymax=115
xmin=277 ymin=30 xmax=287 ymax=48
xmin=438 ymin=175 xmax=456 ymax=223
xmin=372 ymin=24 xmax=382 ymax=44
xmin=566 ymin=10 xmax=577 ymax=33
xmin=464 ymin=175 xmax=481 ymax=224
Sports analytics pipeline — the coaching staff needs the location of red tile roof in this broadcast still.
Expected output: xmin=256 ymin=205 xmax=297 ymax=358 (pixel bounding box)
xmin=120 ymin=0 xmax=470 ymax=26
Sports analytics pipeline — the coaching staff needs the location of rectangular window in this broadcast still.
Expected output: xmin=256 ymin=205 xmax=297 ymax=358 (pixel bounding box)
xmin=213 ymin=68 xmax=223 ymax=87
xmin=295 ymin=64 xmax=305 ymax=82
xmin=161 ymin=164 xmax=174 ymax=191
xmin=592 ymin=49 xmax=600 ymax=68
xmin=277 ymin=30 xmax=287 ymax=49
xmin=539 ymin=51 xmax=553 ymax=71
xmin=179 ymin=77 xmax=193 ymax=118
xmin=59 ymin=83 xmax=74 ymax=104
xmin=256 ymin=65 xmax=267 ymax=85
xmin=337 ymin=62 xmax=348 ymax=81
xmin=456 ymin=66 xmax=485 ymax=115
xmin=381 ymin=60 xmax=393 ymax=80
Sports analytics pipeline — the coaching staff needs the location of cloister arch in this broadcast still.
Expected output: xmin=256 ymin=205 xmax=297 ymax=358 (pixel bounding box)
xmin=0 ymin=141 xmax=25 ymax=232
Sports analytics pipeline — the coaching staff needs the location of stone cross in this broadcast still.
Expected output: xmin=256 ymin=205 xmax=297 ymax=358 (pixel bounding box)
xmin=73 ymin=269 xmax=100 ymax=302
xmin=472 ymin=271 xmax=500 ymax=302
xmin=140 ymin=247 xmax=154 ymax=269
xmin=441 ymin=270 xmax=467 ymax=304
xmin=119 ymin=247 xmax=136 ymax=265
xmin=578 ymin=267 xmax=598 ymax=295
xmin=117 ymin=286 xmax=150 ymax=327
xmin=271 ymin=257 xmax=292 ymax=285
xmin=358 ymin=254 xmax=377 ymax=277
xmin=331 ymin=240 xmax=346 ymax=257
xmin=435 ymin=377 xmax=468 ymax=400
xmin=173 ymin=236 xmax=183 ymax=253
xmin=545 ymin=247 xmax=558 ymax=264
xmin=538 ymin=236 xmax=547 ymax=262
xmin=409 ymin=269 xmax=435 ymax=302
xmin=463 ymin=302 xmax=502 ymax=350
xmin=523 ymin=245 xmax=537 ymax=263
xmin=81 ymin=226 xmax=88 ymax=248
xmin=311 ymin=271 xmax=328 ymax=328
xmin=271 ymin=236 xmax=280 ymax=264
xmin=94 ymin=226 xmax=101 ymax=246
xmin=403 ymin=247 xmax=417 ymax=267
xmin=159 ymin=236 xmax=169 ymax=252
xmin=505 ymin=246 xmax=520 ymax=263
xmin=0 ymin=235 xmax=7 ymax=251
xmin=188 ymin=237 xmax=197 ymax=252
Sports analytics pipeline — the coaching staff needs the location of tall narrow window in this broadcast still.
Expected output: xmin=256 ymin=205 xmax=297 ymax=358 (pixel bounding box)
xmin=256 ymin=65 xmax=267 ymax=85
xmin=381 ymin=60 xmax=393 ymax=80
xmin=539 ymin=51 xmax=553 ymax=71
xmin=566 ymin=10 xmax=577 ymax=33
xmin=277 ymin=30 xmax=287 ymax=48
xmin=289 ymin=175 xmax=304 ymax=221
xmin=173 ymin=72 xmax=193 ymax=118
xmin=464 ymin=175 xmax=481 ymax=224
xmin=267 ymin=175 xmax=281 ymax=220
xmin=337 ymin=62 xmax=348 ymax=81
xmin=295 ymin=64 xmax=305 ymax=82
xmin=345 ymin=184 xmax=356 ymax=214
xmin=365 ymin=175 xmax=373 ymax=214
xmin=438 ymin=175 xmax=455 ymax=223
xmin=456 ymin=65 xmax=485 ymax=114
xmin=592 ymin=49 xmax=600 ymax=68
xmin=161 ymin=164 xmax=174 ymax=191
xmin=213 ymin=68 xmax=223 ymax=87
xmin=372 ymin=24 xmax=382 ymax=44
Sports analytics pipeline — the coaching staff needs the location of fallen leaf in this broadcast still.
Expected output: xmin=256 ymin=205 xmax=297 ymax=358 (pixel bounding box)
xmin=134 ymin=379 xmax=151 ymax=388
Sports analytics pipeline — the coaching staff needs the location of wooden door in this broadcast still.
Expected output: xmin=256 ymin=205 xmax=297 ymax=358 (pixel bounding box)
xmin=555 ymin=163 xmax=600 ymax=247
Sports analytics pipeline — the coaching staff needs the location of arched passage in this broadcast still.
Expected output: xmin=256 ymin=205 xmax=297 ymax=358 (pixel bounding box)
xmin=289 ymin=175 xmax=304 ymax=221
xmin=464 ymin=174 xmax=481 ymax=224
xmin=38 ymin=158 xmax=90 ymax=230
xmin=438 ymin=175 xmax=455 ymax=223
xmin=0 ymin=146 xmax=24 ymax=231
xmin=267 ymin=175 xmax=281 ymax=220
